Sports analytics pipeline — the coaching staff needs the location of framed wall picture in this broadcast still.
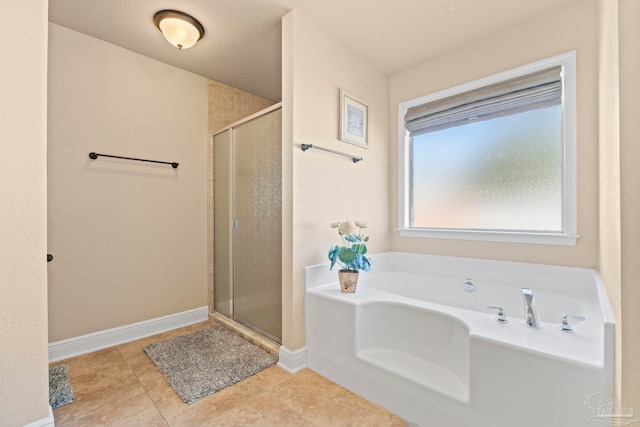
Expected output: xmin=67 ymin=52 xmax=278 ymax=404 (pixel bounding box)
xmin=340 ymin=89 xmax=368 ymax=148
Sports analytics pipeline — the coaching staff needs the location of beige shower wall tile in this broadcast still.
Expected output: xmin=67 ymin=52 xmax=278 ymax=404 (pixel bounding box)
xmin=207 ymin=80 xmax=276 ymax=134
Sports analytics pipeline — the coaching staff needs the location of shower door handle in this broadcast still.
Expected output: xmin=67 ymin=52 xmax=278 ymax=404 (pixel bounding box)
xmin=233 ymin=220 xmax=239 ymax=229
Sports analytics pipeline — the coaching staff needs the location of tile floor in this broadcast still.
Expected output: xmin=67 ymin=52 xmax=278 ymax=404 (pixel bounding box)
xmin=51 ymin=321 xmax=408 ymax=426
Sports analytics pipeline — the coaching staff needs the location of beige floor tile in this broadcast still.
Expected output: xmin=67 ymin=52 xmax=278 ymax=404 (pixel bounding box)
xmin=296 ymin=388 xmax=376 ymax=427
xmin=345 ymin=397 xmax=408 ymax=427
xmin=50 ymin=398 xmax=79 ymax=426
xmin=203 ymin=392 xmax=314 ymax=427
xmin=272 ymin=368 xmax=344 ymax=412
xmin=54 ymin=346 xmax=125 ymax=377
xmin=62 ymin=390 xmax=167 ymax=427
xmin=53 ymin=369 xmax=152 ymax=426
xmin=117 ymin=337 xmax=157 ymax=358
xmin=137 ymin=365 xmax=186 ymax=419
xmin=323 ymin=387 xmax=405 ymax=424
xmin=52 ymin=349 xmax=133 ymax=425
xmin=123 ymin=350 xmax=156 ymax=374
xmin=72 ymin=370 xmax=138 ymax=401
xmin=167 ymin=378 xmax=265 ymax=426
xmin=242 ymin=365 xmax=293 ymax=391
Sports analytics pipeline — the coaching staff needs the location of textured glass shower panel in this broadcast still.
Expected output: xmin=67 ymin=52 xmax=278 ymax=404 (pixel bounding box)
xmin=411 ymin=106 xmax=562 ymax=231
xmin=213 ymin=130 xmax=232 ymax=317
xmin=233 ymin=109 xmax=282 ymax=341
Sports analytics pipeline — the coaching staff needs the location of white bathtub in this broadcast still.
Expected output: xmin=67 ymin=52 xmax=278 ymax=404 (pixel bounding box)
xmin=305 ymin=252 xmax=615 ymax=427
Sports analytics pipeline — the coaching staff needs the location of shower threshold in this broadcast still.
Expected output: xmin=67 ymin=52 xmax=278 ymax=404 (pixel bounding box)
xmin=210 ymin=312 xmax=280 ymax=359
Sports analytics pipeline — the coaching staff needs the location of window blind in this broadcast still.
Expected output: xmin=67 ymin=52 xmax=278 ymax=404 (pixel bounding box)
xmin=404 ymin=66 xmax=562 ymax=136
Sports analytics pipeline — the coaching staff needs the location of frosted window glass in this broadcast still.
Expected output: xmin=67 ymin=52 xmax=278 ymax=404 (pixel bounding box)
xmin=411 ymin=106 xmax=562 ymax=232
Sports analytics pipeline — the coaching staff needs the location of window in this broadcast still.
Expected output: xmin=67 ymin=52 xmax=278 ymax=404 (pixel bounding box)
xmin=397 ymin=52 xmax=577 ymax=245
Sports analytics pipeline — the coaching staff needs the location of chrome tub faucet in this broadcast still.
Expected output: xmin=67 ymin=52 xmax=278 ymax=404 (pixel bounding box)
xmin=522 ymin=288 xmax=540 ymax=328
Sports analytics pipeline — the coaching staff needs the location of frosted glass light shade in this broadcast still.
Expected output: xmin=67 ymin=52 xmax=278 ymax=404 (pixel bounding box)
xmin=154 ymin=10 xmax=204 ymax=50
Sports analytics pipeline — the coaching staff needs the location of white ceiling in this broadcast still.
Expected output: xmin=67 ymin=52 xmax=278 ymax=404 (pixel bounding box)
xmin=48 ymin=0 xmax=585 ymax=102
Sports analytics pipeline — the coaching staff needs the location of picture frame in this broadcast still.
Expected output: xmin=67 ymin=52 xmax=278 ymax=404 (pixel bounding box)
xmin=340 ymin=89 xmax=368 ymax=148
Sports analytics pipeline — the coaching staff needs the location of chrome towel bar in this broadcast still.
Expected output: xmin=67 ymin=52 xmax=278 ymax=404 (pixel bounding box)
xmin=300 ymin=144 xmax=362 ymax=163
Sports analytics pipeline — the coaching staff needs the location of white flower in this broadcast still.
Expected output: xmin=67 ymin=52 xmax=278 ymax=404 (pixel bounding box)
xmin=338 ymin=220 xmax=355 ymax=235
xmin=354 ymin=220 xmax=368 ymax=228
xmin=330 ymin=221 xmax=340 ymax=228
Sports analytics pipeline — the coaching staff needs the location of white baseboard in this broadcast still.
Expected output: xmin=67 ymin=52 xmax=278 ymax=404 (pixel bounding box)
xmin=49 ymin=306 xmax=209 ymax=362
xmin=277 ymin=346 xmax=307 ymax=373
xmin=23 ymin=406 xmax=54 ymax=427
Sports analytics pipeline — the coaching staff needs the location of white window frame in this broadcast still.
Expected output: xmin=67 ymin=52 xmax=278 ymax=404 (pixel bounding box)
xmin=397 ymin=51 xmax=578 ymax=246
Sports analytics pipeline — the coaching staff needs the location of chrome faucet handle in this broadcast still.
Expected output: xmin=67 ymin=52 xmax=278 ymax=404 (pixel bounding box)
xmin=561 ymin=314 xmax=586 ymax=332
xmin=486 ymin=306 xmax=508 ymax=323
xmin=521 ymin=288 xmax=540 ymax=328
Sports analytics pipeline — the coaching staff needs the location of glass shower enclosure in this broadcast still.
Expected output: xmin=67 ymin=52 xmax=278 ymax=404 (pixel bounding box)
xmin=212 ymin=105 xmax=282 ymax=343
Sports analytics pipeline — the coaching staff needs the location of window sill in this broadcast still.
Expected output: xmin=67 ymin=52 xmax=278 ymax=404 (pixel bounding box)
xmin=397 ymin=228 xmax=579 ymax=246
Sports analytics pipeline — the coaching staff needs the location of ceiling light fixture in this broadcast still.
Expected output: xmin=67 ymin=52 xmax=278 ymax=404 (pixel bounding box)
xmin=153 ymin=10 xmax=204 ymax=50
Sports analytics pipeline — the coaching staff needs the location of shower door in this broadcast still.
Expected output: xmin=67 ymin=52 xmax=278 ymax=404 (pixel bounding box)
xmin=233 ymin=107 xmax=282 ymax=342
xmin=213 ymin=106 xmax=282 ymax=343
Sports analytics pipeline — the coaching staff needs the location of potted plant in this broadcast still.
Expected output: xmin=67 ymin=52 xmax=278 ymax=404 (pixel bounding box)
xmin=328 ymin=220 xmax=371 ymax=293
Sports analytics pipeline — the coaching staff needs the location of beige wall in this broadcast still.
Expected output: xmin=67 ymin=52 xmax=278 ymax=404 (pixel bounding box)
xmin=390 ymin=0 xmax=599 ymax=268
xmin=597 ymin=0 xmax=622 ymax=402
xmin=282 ymin=10 xmax=391 ymax=349
xmin=0 ymin=2 xmax=50 ymax=426
xmin=597 ymin=0 xmax=640 ymax=410
xmin=619 ymin=0 xmax=640 ymax=411
xmin=48 ymin=24 xmax=209 ymax=341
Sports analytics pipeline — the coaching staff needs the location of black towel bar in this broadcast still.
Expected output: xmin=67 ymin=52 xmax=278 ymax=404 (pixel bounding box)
xmin=89 ymin=152 xmax=179 ymax=168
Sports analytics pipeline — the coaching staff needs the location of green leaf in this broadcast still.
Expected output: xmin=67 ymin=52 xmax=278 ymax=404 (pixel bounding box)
xmin=352 ymin=244 xmax=367 ymax=254
xmin=338 ymin=247 xmax=356 ymax=264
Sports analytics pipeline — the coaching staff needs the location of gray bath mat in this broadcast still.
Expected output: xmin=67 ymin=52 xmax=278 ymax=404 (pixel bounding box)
xmin=49 ymin=364 xmax=74 ymax=409
xmin=144 ymin=324 xmax=276 ymax=404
